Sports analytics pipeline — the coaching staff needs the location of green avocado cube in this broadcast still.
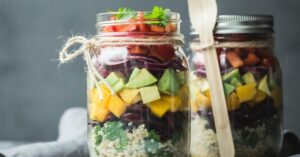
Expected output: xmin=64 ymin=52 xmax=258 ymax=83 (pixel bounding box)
xmin=126 ymin=68 xmax=158 ymax=88
xmin=230 ymin=77 xmax=243 ymax=87
xmin=128 ymin=68 xmax=140 ymax=82
xmin=223 ymin=83 xmax=236 ymax=96
xmin=105 ymin=72 xmax=125 ymax=86
xmin=268 ymin=74 xmax=278 ymax=90
xmin=112 ymin=79 xmax=125 ymax=93
xmin=139 ymin=85 xmax=161 ymax=104
xmin=177 ymin=71 xmax=186 ymax=85
xmin=258 ymin=75 xmax=271 ymax=96
xmin=158 ymin=69 xmax=180 ymax=95
xmin=242 ymin=72 xmax=257 ymax=86
xmin=222 ymin=69 xmax=240 ymax=81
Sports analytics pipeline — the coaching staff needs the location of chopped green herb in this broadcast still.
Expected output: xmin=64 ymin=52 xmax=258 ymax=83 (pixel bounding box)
xmin=94 ymin=148 xmax=100 ymax=156
xmin=95 ymin=135 xmax=102 ymax=145
xmin=144 ymin=6 xmax=171 ymax=26
xmin=94 ymin=125 xmax=101 ymax=134
xmin=148 ymin=130 xmax=160 ymax=142
xmin=115 ymin=7 xmax=136 ymax=20
xmin=101 ymin=121 xmax=129 ymax=152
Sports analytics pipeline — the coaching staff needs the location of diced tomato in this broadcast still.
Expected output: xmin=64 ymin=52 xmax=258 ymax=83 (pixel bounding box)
xmin=103 ymin=26 xmax=115 ymax=32
xmin=226 ymin=51 xmax=244 ymax=68
xmin=128 ymin=46 xmax=150 ymax=55
xmin=150 ymin=45 xmax=175 ymax=61
xmin=165 ymin=23 xmax=177 ymax=32
xmin=244 ymin=53 xmax=260 ymax=66
xmin=138 ymin=24 xmax=150 ymax=32
xmin=150 ymin=25 xmax=165 ymax=33
xmin=115 ymin=24 xmax=138 ymax=32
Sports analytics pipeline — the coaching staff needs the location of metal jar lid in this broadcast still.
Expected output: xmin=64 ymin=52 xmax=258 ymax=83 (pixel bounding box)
xmin=191 ymin=15 xmax=274 ymax=34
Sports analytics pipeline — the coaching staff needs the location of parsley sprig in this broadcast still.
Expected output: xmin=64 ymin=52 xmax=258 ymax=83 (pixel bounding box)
xmin=115 ymin=7 xmax=136 ymax=20
xmin=144 ymin=6 xmax=171 ymax=26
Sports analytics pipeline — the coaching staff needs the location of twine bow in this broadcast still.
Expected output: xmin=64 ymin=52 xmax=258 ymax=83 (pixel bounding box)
xmin=59 ymin=36 xmax=115 ymax=100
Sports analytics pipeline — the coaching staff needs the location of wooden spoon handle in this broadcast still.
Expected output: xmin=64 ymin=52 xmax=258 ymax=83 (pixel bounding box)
xmin=201 ymin=34 xmax=235 ymax=157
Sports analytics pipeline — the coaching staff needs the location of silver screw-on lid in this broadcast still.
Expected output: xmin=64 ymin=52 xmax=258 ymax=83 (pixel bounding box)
xmin=191 ymin=15 xmax=274 ymax=34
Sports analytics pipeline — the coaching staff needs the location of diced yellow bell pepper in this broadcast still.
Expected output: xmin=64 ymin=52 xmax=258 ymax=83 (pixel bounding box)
xmin=89 ymin=104 xmax=110 ymax=122
xmin=196 ymin=90 xmax=211 ymax=109
xmin=89 ymin=83 xmax=112 ymax=109
xmin=226 ymin=92 xmax=241 ymax=111
xmin=161 ymin=95 xmax=182 ymax=112
xmin=108 ymin=95 xmax=126 ymax=118
xmin=236 ymin=83 xmax=257 ymax=103
xmin=272 ymin=87 xmax=282 ymax=110
xmin=204 ymin=89 xmax=211 ymax=98
xmin=119 ymin=88 xmax=140 ymax=105
xmin=177 ymin=85 xmax=189 ymax=110
xmin=191 ymin=100 xmax=198 ymax=112
xmin=148 ymin=99 xmax=171 ymax=118
xmin=248 ymin=90 xmax=267 ymax=107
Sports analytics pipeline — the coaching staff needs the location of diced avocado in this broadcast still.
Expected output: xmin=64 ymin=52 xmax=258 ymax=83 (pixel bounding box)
xmin=223 ymin=83 xmax=236 ymax=96
xmin=126 ymin=68 xmax=158 ymax=88
xmin=222 ymin=69 xmax=240 ymax=81
xmin=139 ymin=85 xmax=161 ymax=104
xmin=230 ymin=77 xmax=243 ymax=87
xmin=105 ymin=72 xmax=125 ymax=86
xmin=119 ymin=88 xmax=140 ymax=105
xmin=268 ymin=74 xmax=278 ymax=90
xmin=158 ymin=69 xmax=180 ymax=95
xmin=111 ymin=79 xmax=125 ymax=93
xmin=242 ymin=72 xmax=257 ymax=85
xmin=177 ymin=71 xmax=186 ymax=85
xmin=128 ymin=68 xmax=140 ymax=81
xmin=258 ymin=75 xmax=271 ymax=96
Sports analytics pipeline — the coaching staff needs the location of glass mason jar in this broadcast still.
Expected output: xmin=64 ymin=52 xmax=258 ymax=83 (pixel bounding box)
xmin=190 ymin=15 xmax=283 ymax=157
xmin=87 ymin=11 xmax=190 ymax=157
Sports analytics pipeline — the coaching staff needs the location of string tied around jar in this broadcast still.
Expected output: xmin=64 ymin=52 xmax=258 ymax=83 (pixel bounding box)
xmin=58 ymin=35 xmax=184 ymax=100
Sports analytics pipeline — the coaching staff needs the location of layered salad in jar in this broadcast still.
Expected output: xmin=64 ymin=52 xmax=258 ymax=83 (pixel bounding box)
xmin=190 ymin=46 xmax=283 ymax=157
xmin=88 ymin=7 xmax=189 ymax=157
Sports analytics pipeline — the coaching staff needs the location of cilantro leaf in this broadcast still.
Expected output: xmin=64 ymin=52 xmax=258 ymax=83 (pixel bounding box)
xmin=115 ymin=7 xmax=136 ymax=20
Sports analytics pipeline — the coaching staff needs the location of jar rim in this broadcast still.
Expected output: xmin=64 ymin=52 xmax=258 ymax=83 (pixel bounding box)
xmin=96 ymin=11 xmax=180 ymax=26
xmin=191 ymin=14 xmax=274 ymax=35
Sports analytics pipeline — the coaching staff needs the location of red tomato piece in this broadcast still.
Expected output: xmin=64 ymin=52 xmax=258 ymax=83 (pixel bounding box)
xmin=244 ymin=53 xmax=261 ymax=66
xmin=150 ymin=25 xmax=165 ymax=33
xmin=128 ymin=46 xmax=150 ymax=55
xmin=115 ymin=24 xmax=138 ymax=32
xmin=165 ymin=23 xmax=177 ymax=32
xmin=102 ymin=26 xmax=115 ymax=32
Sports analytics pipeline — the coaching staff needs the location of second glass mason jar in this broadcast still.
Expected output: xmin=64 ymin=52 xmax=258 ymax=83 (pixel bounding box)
xmin=190 ymin=15 xmax=283 ymax=157
xmin=87 ymin=10 xmax=190 ymax=157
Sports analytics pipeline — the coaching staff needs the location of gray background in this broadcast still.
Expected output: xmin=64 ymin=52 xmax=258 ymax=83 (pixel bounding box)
xmin=0 ymin=0 xmax=299 ymax=142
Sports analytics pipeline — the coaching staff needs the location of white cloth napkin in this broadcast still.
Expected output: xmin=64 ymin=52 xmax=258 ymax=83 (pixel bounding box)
xmin=1 ymin=107 xmax=89 ymax=157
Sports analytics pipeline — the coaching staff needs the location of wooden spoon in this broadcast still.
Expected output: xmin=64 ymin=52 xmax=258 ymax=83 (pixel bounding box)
xmin=187 ymin=0 xmax=235 ymax=156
